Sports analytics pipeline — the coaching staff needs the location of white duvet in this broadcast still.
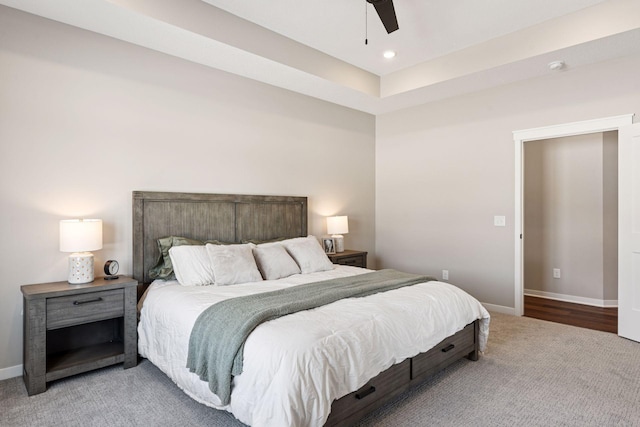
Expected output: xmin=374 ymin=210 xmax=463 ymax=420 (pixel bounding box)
xmin=138 ymin=266 xmax=490 ymax=427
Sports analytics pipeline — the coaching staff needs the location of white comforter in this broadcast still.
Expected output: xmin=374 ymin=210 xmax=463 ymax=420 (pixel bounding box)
xmin=138 ymin=266 xmax=490 ymax=427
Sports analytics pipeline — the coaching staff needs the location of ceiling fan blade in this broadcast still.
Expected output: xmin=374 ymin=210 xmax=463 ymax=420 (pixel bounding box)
xmin=368 ymin=0 xmax=399 ymax=34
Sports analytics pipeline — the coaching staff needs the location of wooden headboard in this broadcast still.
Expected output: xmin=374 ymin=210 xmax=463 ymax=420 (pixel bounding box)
xmin=132 ymin=191 xmax=308 ymax=288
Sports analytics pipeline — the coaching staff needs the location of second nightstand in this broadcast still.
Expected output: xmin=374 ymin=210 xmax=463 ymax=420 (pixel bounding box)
xmin=21 ymin=276 xmax=138 ymax=395
xmin=328 ymin=250 xmax=368 ymax=268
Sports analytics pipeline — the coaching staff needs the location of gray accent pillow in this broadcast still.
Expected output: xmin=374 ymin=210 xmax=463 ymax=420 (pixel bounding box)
xmin=282 ymin=236 xmax=334 ymax=274
xmin=206 ymin=243 xmax=263 ymax=286
xmin=253 ymin=244 xmax=301 ymax=280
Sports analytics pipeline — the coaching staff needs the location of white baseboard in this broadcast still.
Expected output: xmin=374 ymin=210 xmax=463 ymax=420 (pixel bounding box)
xmin=0 ymin=364 xmax=22 ymax=381
xmin=481 ymin=302 xmax=515 ymax=315
xmin=524 ymin=289 xmax=618 ymax=308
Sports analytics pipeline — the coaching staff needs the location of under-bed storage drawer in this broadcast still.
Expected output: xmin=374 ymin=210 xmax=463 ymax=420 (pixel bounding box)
xmin=46 ymin=289 xmax=124 ymax=330
xmin=411 ymin=322 xmax=475 ymax=381
xmin=326 ymin=359 xmax=411 ymax=427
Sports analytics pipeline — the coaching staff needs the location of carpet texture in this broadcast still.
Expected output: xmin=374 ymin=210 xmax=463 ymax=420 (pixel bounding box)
xmin=2 ymin=312 xmax=639 ymax=426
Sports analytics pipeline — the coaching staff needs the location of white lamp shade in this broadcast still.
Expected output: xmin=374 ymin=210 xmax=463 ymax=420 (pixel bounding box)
xmin=60 ymin=219 xmax=103 ymax=252
xmin=327 ymin=216 xmax=349 ymax=235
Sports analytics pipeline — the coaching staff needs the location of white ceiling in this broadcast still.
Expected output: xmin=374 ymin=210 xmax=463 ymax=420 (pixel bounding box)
xmin=202 ymin=0 xmax=609 ymax=75
xmin=2 ymin=0 xmax=640 ymax=114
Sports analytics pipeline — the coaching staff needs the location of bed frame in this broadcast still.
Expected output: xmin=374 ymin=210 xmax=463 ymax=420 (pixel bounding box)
xmin=132 ymin=191 xmax=479 ymax=427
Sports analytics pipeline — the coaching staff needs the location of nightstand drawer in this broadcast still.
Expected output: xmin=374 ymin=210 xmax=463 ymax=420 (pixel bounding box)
xmin=328 ymin=250 xmax=368 ymax=269
xmin=336 ymin=255 xmax=365 ymax=267
xmin=47 ymin=289 xmax=124 ymax=330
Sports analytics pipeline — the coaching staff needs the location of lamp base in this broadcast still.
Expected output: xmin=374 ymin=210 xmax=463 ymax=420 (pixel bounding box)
xmin=332 ymin=235 xmax=345 ymax=253
xmin=68 ymin=252 xmax=95 ymax=284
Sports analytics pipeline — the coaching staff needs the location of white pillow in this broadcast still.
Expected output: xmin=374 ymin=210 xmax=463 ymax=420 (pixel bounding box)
xmin=282 ymin=236 xmax=334 ymax=274
xmin=206 ymin=243 xmax=263 ymax=286
xmin=253 ymin=244 xmax=301 ymax=280
xmin=169 ymin=245 xmax=215 ymax=286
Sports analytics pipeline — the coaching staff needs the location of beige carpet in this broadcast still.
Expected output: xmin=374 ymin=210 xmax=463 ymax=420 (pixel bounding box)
xmin=2 ymin=312 xmax=639 ymax=426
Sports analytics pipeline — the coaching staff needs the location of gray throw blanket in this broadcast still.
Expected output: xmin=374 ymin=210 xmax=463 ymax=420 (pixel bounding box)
xmin=186 ymin=269 xmax=435 ymax=405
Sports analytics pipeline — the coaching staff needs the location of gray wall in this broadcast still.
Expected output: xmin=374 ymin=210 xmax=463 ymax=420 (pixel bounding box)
xmin=523 ymin=132 xmax=618 ymax=304
xmin=375 ymin=53 xmax=640 ymax=309
xmin=0 ymin=8 xmax=375 ymax=373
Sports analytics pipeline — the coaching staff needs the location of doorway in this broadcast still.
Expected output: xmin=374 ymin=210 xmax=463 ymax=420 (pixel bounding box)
xmin=521 ymin=133 xmax=618 ymax=332
xmin=513 ymin=114 xmax=634 ymax=319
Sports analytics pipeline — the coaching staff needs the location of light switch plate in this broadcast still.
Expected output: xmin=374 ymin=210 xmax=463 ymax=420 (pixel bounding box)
xmin=494 ymin=215 xmax=506 ymax=227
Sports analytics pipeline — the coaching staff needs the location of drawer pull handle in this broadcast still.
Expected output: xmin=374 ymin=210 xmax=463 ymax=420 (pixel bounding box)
xmin=442 ymin=344 xmax=455 ymax=353
xmin=355 ymin=386 xmax=376 ymax=400
xmin=73 ymin=297 xmax=103 ymax=305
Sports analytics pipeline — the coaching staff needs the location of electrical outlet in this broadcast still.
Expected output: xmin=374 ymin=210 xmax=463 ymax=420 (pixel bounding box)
xmin=553 ymin=268 xmax=561 ymax=279
xmin=442 ymin=270 xmax=449 ymax=280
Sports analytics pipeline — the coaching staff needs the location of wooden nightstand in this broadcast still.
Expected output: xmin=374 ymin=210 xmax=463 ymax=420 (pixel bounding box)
xmin=21 ymin=276 xmax=138 ymax=395
xmin=328 ymin=250 xmax=368 ymax=268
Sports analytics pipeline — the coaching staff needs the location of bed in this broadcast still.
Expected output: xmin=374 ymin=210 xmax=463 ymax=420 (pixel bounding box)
xmin=133 ymin=191 xmax=490 ymax=427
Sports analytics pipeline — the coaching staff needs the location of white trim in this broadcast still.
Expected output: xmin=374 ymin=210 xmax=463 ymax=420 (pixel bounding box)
xmin=514 ymin=132 xmax=524 ymax=317
xmin=512 ymin=114 xmax=634 ymax=142
xmin=524 ymin=289 xmax=618 ymax=308
xmin=513 ymin=114 xmax=634 ymax=316
xmin=0 ymin=364 xmax=22 ymax=381
xmin=481 ymin=302 xmax=515 ymax=315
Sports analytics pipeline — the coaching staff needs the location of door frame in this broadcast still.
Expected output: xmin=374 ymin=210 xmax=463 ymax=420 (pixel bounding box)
xmin=513 ymin=114 xmax=634 ymax=316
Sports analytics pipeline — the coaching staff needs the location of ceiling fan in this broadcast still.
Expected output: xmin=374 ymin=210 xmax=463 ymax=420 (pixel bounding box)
xmin=366 ymin=0 xmax=399 ymax=34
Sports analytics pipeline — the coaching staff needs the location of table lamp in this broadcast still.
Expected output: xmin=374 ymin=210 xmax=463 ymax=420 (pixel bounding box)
xmin=327 ymin=216 xmax=349 ymax=253
xmin=60 ymin=219 xmax=103 ymax=284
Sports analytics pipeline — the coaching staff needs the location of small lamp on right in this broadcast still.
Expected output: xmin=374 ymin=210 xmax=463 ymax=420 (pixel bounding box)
xmin=327 ymin=216 xmax=349 ymax=253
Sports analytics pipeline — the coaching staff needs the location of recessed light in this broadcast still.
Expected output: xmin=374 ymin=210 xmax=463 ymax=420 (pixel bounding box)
xmin=383 ymin=50 xmax=396 ymax=59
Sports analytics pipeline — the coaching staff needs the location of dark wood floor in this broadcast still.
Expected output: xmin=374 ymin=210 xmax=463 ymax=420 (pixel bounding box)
xmin=524 ymin=295 xmax=617 ymax=334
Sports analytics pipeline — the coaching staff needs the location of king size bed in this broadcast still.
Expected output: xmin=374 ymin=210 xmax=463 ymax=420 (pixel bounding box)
xmin=133 ymin=191 xmax=490 ymax=427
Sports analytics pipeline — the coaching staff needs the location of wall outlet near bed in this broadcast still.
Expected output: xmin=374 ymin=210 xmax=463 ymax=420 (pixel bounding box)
xmin=442 ymin=270 xmax=449 ymax=280
xmin=553 ymin=268 xmax=561 ymax=279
